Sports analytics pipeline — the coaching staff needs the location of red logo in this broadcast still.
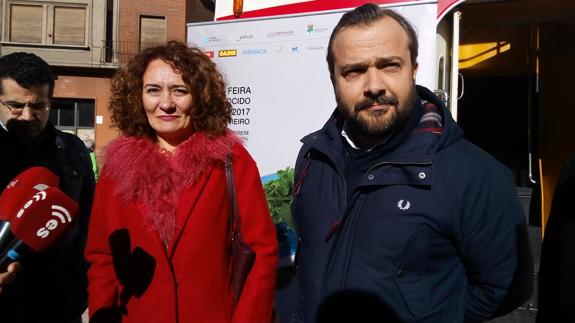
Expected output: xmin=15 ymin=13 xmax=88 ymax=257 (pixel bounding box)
xmin=204 ymin=51 xmax=215 ymax=59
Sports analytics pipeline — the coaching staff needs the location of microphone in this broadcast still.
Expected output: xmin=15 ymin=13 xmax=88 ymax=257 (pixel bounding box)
xmin=0 ymin=167 xmax=60 ymax=220
xmin=0 ymin=186 xmax=79 ymax=271
xmin=0 ymin=221 xmax=13 ymax=258
xmin=0 ymin=167 xmax=59 ymax=255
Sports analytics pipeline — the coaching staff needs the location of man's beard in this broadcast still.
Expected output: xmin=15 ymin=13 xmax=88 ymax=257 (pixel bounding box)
xmin=5 ymin=119 xmax=43 ymax=144
xmin=337 ymin=83 xmax=417 ymax=140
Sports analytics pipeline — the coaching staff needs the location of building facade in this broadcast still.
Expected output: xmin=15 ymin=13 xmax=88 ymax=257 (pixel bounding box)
xmin=0 ymin=0 xmax=115 ymax=156
xmin=0 ymin=0 xmax=214 ymax=162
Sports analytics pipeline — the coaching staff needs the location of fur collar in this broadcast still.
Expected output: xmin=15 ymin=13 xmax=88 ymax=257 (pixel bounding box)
xmin=103 ymin=131 xmax=241 ymax=243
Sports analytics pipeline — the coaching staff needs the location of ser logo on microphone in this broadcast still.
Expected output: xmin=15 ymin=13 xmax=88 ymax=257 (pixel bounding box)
xmin=36 ymin=205 xmax=73 ymax=239
xmin=6 ymin=179 xmax=18 ymax=189
xmin=16 ymin=191 xmax=47 ymax=218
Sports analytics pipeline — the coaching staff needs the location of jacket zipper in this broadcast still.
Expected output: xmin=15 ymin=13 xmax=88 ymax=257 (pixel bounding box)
xmin=297 ymin=149 xmax=348 ymax=241
xmin=320 ymin=152 xmax=347 ymax=242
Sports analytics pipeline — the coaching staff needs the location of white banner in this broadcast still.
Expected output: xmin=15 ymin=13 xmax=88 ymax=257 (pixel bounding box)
xmin=188 ymin=2 xmax=437 ymax=177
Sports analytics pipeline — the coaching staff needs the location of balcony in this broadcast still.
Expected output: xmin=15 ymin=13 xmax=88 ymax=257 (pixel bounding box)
xmin=100 ymin=40 xmax=164 ymax=65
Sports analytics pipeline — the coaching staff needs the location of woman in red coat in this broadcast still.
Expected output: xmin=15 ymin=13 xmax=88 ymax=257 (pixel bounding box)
xmin=86 ymin=41 xmax=278 ymax=323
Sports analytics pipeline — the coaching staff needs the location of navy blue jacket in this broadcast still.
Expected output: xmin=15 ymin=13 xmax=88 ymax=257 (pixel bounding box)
xmin=291 ymin=86 xmax=533 ymax=323
xmin=0 ymin=122 xmax=94 ymax=323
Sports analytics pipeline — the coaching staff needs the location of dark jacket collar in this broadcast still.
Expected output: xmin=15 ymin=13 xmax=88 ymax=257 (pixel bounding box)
xmin=0 ymin=122 xmax=61 ymax=190
xmin=0 ymin=121 xmax=59 ymax=155
xmin=300 ymin=85 xmax=463 ymax=166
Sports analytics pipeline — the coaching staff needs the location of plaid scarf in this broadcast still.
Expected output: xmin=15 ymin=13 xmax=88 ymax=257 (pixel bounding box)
xmin=414 ymin=100 xmax=444 ymax=134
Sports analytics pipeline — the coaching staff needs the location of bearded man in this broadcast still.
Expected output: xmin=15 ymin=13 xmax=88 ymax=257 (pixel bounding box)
xmin=291 ymin=4 xmax=533 ymax=323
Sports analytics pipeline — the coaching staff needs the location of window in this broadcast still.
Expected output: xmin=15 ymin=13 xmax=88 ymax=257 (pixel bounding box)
xmin=53 ymin=7 xmax=86 ymax=45
xmin=5 ymin=2 xmax=88 ymax=46
xmin=50 ymin=98 xmax=95 ymax=139
xmin=140 ymin=16 xmax=166 ymax=49
xmin=9 ymin=4 xmax=43 ymax=43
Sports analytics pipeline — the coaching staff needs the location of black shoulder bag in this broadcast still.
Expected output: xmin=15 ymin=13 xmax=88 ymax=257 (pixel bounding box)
xmin=225 ymin=156 xmax=256 ymax=304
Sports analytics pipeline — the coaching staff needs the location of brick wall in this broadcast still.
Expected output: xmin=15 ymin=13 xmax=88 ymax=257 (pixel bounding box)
xmin=119 ymin=0 xmax=187 ymax=45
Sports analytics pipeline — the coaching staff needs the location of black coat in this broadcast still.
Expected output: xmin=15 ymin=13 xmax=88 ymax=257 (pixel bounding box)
xmin=537 ymin=155 xmax=575 ymax=322
xmin=0 ymin=122 xmax=95 ymax=323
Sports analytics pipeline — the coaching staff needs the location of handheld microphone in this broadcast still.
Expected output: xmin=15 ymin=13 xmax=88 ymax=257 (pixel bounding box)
xmin=0 ymin=167 xmax=60 ymax=220
xmin=0 ymin=187 xmax=78 ymax=271
xmin=0 ymin=167 xmax=59 ymax=255
xmin=0 ymin=221 xmax=13 ymax=257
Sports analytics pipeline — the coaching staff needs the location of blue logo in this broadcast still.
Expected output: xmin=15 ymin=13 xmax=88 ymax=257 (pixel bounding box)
xmin=203 ymin=36 xmax=221 ymax=44
xmin=241 ymin=48 xmax=267 ymax=55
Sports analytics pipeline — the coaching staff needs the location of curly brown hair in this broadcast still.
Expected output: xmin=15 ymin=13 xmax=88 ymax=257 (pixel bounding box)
xmin=109 ymin=41 xmax=231 ymax=138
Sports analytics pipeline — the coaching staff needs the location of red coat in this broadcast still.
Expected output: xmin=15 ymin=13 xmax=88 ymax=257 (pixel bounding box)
xmin=86 ymin=132 xmax=278 ymax=323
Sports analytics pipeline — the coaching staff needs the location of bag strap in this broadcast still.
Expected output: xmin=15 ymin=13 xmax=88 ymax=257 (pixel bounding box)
xmin=225 ymin=155 xmax=241 ymax=243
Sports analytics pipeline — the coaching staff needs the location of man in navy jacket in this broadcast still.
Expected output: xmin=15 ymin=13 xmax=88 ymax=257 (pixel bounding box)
xmin=291 ymin=4 xmax=533 ymax=322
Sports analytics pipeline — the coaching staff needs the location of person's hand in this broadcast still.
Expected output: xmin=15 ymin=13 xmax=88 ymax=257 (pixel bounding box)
xmin=0 ymin=262 xmax=22 ymax=294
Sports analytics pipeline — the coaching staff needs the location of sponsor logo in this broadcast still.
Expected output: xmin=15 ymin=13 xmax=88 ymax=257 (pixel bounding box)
xmin=241 ymin=48 xmax=267 ymax=55
xmin=267 ymin=30 xmax=294 ymax=38
xmin=203 ymin=36 xmax=222 ymax=44
xmin=273 ymin=46 xmax=286 ymax=54
xmin=306 ymin=24 xmax=314 ymax=35
xmin=291 ymin=46 xmax=300 ymax=53
xmin=204 ymin=51 xmax=215 ymax=59
xmin=236 ymin=34 xmax=254 ymax=41
xmin=306 ymin=24 xmax=329 ymax=35
xmin=218 ymin=49 xmax=237 ymax=57
xmin=307 ymin=46 xmax=325 ymax=51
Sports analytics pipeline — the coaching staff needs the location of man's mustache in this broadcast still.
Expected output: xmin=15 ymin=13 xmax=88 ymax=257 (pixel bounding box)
xmin=355 ymin=95 xmax=399 ymax=112
xmin=6 ymin=119 xmax=40 ymax=133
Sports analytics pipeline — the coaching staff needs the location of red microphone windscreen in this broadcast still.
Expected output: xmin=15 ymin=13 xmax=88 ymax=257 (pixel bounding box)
xmin=11 ymin=187 xmax=79 ymax=252
xmin=0 ymin=167 xmax=60 ymax=221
